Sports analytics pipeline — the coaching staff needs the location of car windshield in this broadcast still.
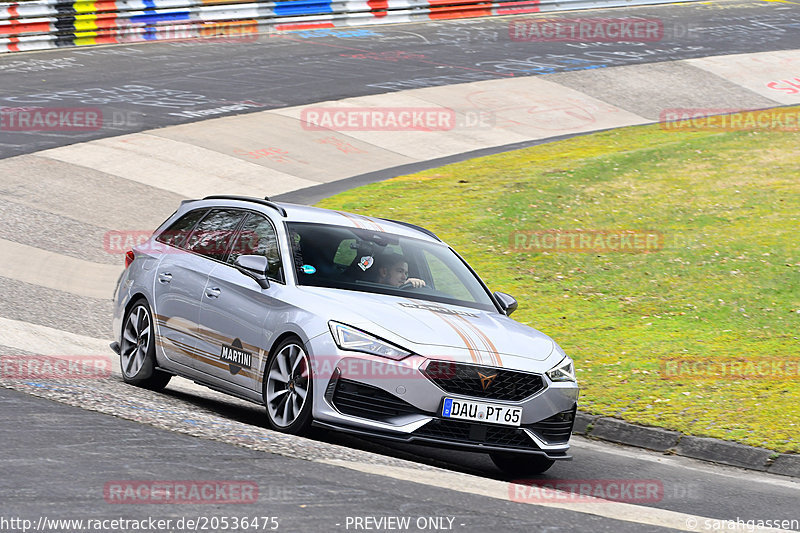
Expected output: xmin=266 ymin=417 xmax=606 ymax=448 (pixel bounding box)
xmin=286 ymin=222 xmax=497 ymax=312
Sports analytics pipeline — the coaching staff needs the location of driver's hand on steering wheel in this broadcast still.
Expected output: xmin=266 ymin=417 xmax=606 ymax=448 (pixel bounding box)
xmin=401 ymin=278 xmax=426 ymax=289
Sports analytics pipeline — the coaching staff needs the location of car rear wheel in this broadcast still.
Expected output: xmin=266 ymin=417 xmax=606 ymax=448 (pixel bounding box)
xmin=489 ymin=452 xmax=556 ymax=476
xmin=120 ymin=299 xmax=172 ymax=391
xmin=264 ymin=337 xmax=312 ymax=435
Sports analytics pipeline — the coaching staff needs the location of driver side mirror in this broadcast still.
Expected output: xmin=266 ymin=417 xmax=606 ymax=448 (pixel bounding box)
xmin=494 ymin=291 xmax=518 ymax=316
xmin=234 ymin=255 xmax=270 ymax=289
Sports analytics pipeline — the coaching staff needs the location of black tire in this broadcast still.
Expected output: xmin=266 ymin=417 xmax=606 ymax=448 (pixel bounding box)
xmin=119 ymin=298 xmax=172 ymax=391
xmin=263 ymin=336 xmax=313 ymax=435
xmin=490 ymin=452 xmax=556 ymax=476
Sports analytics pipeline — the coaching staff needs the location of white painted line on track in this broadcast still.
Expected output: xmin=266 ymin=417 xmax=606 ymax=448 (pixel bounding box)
xmin=0 ymin=316 xmax=114 ymax=359
xmin=323 ymin=460 xmax=792 ymax=532
xmin=0 ymin=238 xmax=122 ymax=299
xmin=572 ymin=436 xmax=800 ymax=490
xmin=0 ymin=316 xmax=212 ymax=396
xmin=687 ymin=50 xmax=800 ymax=106
xmin=37 ymin=133 xmax=320 ymax=199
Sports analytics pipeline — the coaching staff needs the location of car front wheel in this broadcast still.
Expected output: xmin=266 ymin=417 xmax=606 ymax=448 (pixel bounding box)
xmin=120 ymin=299 xmax=172 ymax=390
xmin=264 ymin=337 xmax=313 ymax=435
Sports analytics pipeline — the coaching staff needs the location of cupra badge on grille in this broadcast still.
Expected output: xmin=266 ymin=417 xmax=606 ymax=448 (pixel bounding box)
xmin=477 ymin=371 xmax=498 ymax=391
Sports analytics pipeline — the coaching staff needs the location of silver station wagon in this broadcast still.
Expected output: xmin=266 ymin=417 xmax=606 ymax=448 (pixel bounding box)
xmin=111 ymin=195 xmax=579 ymax=474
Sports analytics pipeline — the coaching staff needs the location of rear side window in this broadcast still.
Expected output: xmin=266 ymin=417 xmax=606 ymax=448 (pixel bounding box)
xmin=185 ymin=209 xmax=248 ymax=261
xmin=156 ymin=209 xmax=207 ymax=249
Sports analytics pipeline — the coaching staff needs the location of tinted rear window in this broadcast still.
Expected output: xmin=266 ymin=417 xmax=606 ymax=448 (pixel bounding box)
xmin=156 ymin=209 xmax=207 ymax=249
xmin=185 ymin=209 xmax=248 ymax=261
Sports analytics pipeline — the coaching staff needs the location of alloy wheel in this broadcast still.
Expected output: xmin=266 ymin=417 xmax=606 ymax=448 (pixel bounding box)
xmin=266 ymin=343 xmax=310 ymax=427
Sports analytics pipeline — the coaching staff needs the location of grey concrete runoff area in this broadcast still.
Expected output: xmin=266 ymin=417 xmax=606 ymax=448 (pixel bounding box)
xmin=1 ymin=0 xmax=800 ymax=531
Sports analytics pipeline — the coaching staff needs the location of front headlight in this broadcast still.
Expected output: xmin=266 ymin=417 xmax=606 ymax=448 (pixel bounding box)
xmin=329 ymin=321 xmax=411 ymax=361
xmin=546 ymin=356 xmax=576 ymax=383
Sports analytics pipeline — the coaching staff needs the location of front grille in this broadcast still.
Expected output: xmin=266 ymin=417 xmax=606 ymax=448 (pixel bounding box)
xmin=529 ymin=407 xmax=576 ymax=443
xmin=331 ymin=379 xmax=422 ymax=422
xmin=414 ymin=419 xmax=535 ymax=450
xmin=422 ymin=360 xmax=546 ymax=401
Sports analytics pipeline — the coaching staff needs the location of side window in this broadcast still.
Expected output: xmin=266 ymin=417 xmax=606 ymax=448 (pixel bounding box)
xmin=288 ymin=226 xmax=340 ymax=280
xmin=185 ymin=209 xmax=247 ymax=261
xmin=155 ymin=209 xmax=207 ymax=249
xmin=422 ymin=250 xmax=473 ymax=301
xmin=229 ymin=214 xmax=283 ymax=282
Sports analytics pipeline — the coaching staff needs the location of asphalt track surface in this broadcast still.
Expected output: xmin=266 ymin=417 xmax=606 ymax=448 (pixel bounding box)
xmin=0 ymin=388 xmax=684 ymax=533
xmin=3 ymin=380 xmax=799 ymax=532
xmin=1 ymin=0 xmax=800 ymax=158
xmin=2 ymin=1 xmax=800 ymax=531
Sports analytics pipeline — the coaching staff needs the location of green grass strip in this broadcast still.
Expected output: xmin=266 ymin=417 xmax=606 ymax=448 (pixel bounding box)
xmin=318 ymin=111 xmax=800 ymax=453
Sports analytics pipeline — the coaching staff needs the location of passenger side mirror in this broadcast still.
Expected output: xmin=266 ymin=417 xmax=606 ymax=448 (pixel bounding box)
xmin=234 ymin=255 xmax=270 ymax=289
xmin=494 ymin=291 xmax=518 ymax=316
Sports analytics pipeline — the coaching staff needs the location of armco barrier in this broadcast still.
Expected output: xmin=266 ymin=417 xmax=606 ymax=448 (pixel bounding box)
xmin=0 ymin=0 xmax=699 ymax=53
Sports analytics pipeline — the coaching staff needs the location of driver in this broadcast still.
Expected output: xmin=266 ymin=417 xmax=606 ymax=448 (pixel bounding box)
xmin=376 ymin=253 xmax=426 ymax=288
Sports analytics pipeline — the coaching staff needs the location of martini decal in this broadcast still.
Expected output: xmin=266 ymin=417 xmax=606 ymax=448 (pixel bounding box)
xmin=220 ymin=338 xmax=253 ymax=375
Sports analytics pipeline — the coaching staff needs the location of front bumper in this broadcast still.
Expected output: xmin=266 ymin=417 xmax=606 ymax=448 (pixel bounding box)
xmin=313 ymin=410 xmax=575 ymax=460
xmin=306 ymin=333 xmax=579 ymax=458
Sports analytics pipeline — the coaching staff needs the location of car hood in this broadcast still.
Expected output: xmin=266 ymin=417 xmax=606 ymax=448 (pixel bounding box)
xmin=297 ymin=286 xmax=555 ymax=364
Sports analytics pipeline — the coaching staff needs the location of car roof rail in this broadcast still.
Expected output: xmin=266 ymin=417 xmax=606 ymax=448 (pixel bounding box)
xmin=201 ymin=195 xmax=288 ymax=217
xmin=378 ymin=218 xmax=441 ymax=242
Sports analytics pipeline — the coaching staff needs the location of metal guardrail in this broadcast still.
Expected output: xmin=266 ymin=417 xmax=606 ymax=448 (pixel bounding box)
xmin=1 ymin=0 xmax=698 ymax=53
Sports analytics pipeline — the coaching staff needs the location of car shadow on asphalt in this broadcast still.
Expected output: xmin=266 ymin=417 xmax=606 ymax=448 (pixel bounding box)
xmin=158 ymin=386 xmax=546 ymax=482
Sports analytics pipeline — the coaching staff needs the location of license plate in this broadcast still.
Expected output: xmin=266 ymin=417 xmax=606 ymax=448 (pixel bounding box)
xmin=441 ymin=398 xmax=522 ymax=427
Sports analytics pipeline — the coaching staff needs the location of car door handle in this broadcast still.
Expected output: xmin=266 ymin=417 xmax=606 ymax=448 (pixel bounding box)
xmin=158 ymin=272 xmax=173 ymax=284
xmin=205 ymin=287 xmax=221 ymax=299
